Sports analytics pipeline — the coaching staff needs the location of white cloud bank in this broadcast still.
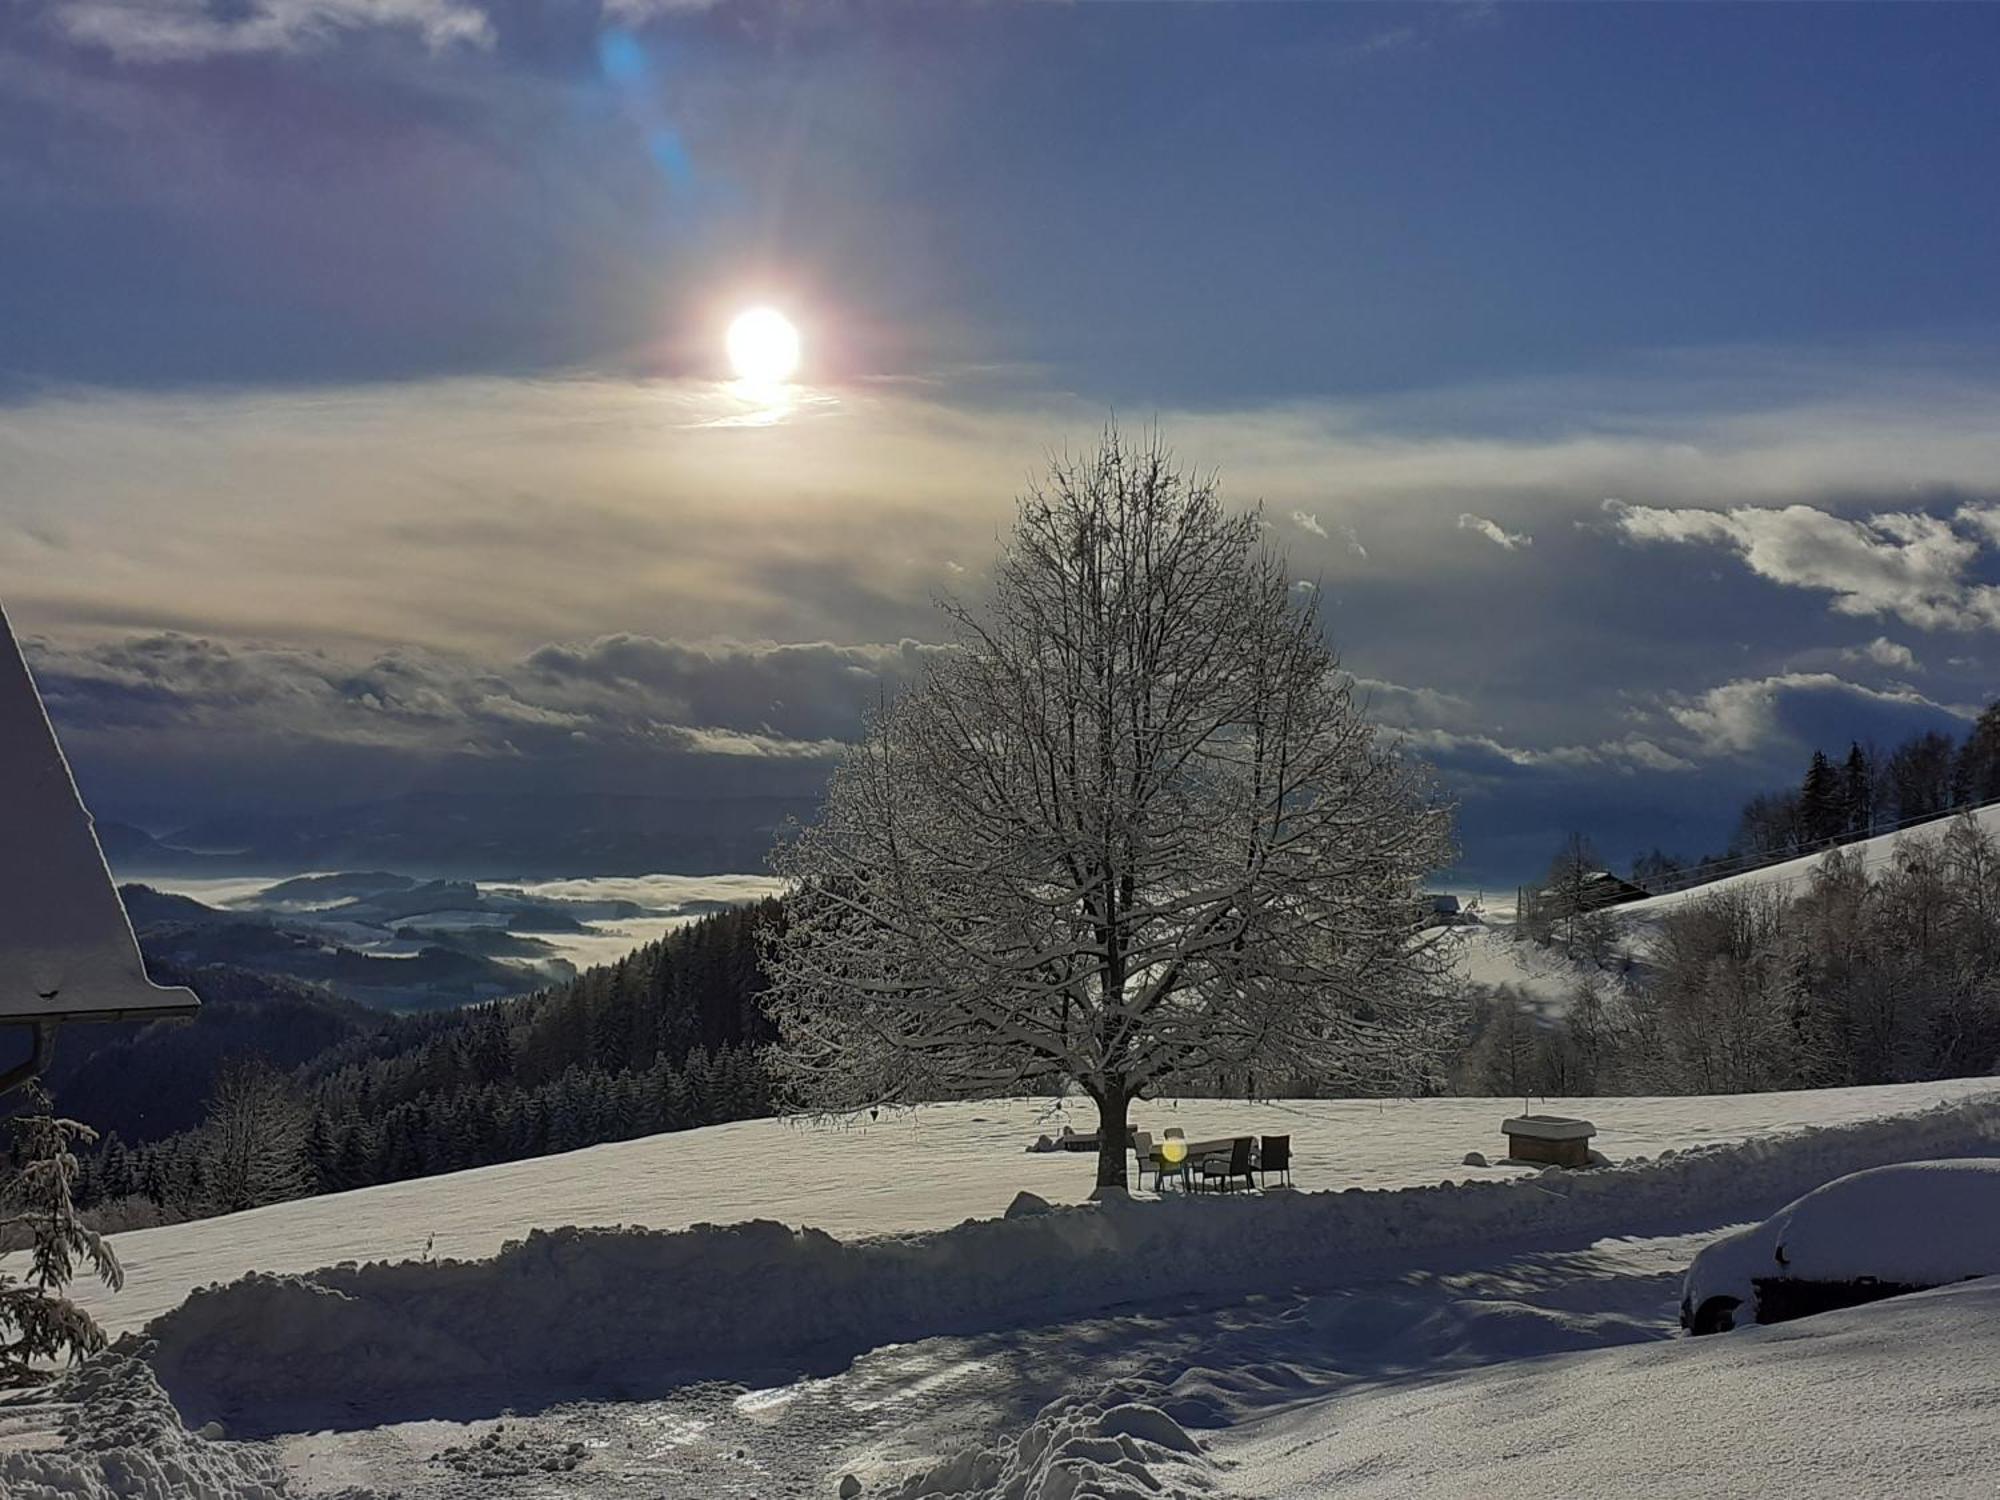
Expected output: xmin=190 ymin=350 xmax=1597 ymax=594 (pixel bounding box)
xmin=1664 ymin=671 xmax=1968 ymax=756
xmin=1607 ymin=499 xmax=2000 ymax=633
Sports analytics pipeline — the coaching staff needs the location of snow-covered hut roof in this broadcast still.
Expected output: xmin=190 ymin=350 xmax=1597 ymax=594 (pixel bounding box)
xmin=0 ymin=603 xmax=198 ymax=1024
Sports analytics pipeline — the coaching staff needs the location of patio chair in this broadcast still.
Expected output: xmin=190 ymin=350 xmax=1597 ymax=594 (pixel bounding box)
xmin=1199 ymin=1136 xmax=1256 ymax=1193
xmin=1131 ymin=1131 xmax=1160 ymax=1190
xmin=1259 ymin=1134 xmax=1292 ymax=1187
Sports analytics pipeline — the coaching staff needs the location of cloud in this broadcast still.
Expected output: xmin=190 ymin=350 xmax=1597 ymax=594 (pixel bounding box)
xmin=1456 ymin=512 xmax=1532 ymax=551
xmin=1349 ymin=675 xmax=1475 ymax=733
xmin=1400 ymin=727 xmax=1695 ymax=776
xmin=1606 ymin=498 xmax=2000 ymax=631
xmin=25 ymin=631 xmax=938 ymax=770
xmin=40 ymin=0 xmax=493 ymax=60
xmin=1663 ymin=671 xmax=1967 ymax=756
xmin=604 ymin=0 xmax=727 ymax=17
xmin=1843 ymin=636 xmax=1919 ymax=671
xmin=1291 ymin=509 xmax=1328 ymax=538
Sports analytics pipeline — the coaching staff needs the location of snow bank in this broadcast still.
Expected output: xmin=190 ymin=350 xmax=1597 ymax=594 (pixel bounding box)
xmin=892 ymin=1395 xmax=1212 ymax=1500
xmin=1226 ymin=1277 xmax=2000 ymax=1499
xmin=143 ymin=1088 xmax=2000 ymax=1430
xmin=0 ymin=1346 xmax=360 ymax=1500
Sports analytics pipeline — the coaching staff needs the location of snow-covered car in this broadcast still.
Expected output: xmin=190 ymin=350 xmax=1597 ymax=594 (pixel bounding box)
xmin=1681 ymin=1158 xmax=2000 ymax=1335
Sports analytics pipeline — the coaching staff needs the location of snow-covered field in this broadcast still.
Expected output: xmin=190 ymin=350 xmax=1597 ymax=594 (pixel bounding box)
xmin=7 ymin=1077 xmax=1993 ymax=1499
xmin=76 ymin=1080 xmax=2000 ymax=1339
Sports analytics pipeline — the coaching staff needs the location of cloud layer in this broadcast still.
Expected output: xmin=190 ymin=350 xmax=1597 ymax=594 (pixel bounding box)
xmin=9 ymin=355 xmax=2000 ymax=879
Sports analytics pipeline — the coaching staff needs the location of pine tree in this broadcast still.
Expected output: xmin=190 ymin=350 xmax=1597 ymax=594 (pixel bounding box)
xmin=0 ymin=1090 xmax=124 ymax=1384
xmin=1842 ymin=742 xmax=1875 ymax=839
xmin=1954 ymin=703 xmax=2000 ymax=807
xmin=331 ymin=1122 xmax=371 ymax=1192
xmin=303 ymin=1109 xmax=339 ymax=1193
xmin=1800 ymin=750 xmax=1844 ymax=848
xmin=98 ymin=1132 xmax=133 ymax=1204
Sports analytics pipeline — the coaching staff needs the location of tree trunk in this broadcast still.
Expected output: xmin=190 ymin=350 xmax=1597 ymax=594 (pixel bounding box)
xmin=1094 ymin=1089 xmax=1131 ymax=1190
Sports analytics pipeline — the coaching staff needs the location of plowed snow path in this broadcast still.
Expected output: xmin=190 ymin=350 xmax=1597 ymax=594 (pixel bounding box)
xmin=274 ymin=1227 xmax=1706 ymax=1498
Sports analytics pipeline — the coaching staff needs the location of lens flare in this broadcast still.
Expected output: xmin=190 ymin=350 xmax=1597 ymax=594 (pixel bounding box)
xmin=726 ymin=308 xmax=801 ymax=385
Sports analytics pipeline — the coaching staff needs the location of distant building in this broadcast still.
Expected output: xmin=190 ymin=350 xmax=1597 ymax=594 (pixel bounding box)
xmin=1418 ymin=891 xmax=1474 ymax=928
xmin=1536 ymin=870 xmax=1648 ymax=915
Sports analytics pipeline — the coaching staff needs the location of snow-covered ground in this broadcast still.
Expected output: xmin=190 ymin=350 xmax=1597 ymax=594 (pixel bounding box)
xmin=77 ymin=1080 xmax=2000 ymax=1341
xmin=5 ymin=1077 xmax=1987 ymax=1498
xmin=1225 ymin=1276 xmax=2000 ymax=1499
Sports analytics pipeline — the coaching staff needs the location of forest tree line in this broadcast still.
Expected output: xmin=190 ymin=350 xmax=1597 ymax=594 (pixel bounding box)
xmin=64 ymin=900 xmax=781 ymax=1227
xmin=1626 ymin=701 xmax=2000 ymax=894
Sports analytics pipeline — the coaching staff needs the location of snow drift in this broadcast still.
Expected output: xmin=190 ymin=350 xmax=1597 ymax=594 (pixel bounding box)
xmin=142 ymin=1089 xmax=2000 ymax=1430
xmin=0 ymin=1348 xmax=331 ymax=1500
xmin=892 ymin=1395 xmax=1212 ymax=1500
xmin=1223 ymin=1277 xmax=2000 ymax=1499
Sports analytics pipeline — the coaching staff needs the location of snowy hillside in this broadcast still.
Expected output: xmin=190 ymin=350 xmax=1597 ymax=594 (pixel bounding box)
xmin=1621 ymin=800 xmax=2000 ymax=919
xmin=1440 ymin=920 xmax=1617 ymax=1014
xmin=1449 ymin=803 xmax=2000 ymax=1013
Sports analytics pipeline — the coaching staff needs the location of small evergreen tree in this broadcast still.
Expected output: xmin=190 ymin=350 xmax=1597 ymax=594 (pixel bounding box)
xmin=0 ymin=1089 xmax=124 ymax=1384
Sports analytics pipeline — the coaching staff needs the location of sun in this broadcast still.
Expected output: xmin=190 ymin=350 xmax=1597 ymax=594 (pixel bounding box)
xmin=726 ymin=306 xmax=801 ymax=385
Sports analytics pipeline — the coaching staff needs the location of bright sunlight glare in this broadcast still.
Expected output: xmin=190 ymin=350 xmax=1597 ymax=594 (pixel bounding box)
xmin=726 ymin=307 xmax=801 ymax=385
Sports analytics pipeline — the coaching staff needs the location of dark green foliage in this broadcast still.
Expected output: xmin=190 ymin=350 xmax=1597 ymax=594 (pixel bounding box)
xmin=27 ymin=964 xmax=380 ymax=1144
xmin=1799 ymin=750 xmax=1844 ymax=848
xmin=83 ymin=901 xmax=782 ymax=1216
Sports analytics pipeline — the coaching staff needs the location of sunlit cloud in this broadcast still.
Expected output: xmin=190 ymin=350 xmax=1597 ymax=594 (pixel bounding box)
xmin=9 ymin=352 xmax=2000 ymax=878
xmin=41 ymin=0 xmax=493 ymax=61
xmin=1607 ymin=498 xmax=2000 ymax=631
xmin=1664 ymin=672 xmax=1968 ymax=756
xmin=1843 ymin=636 xmax=1920 ymax=672
xmin=1457 ymin=512 xmax=1531 ymax=551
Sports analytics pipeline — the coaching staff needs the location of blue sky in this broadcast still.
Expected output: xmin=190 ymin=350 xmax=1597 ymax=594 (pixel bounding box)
xmin=4 ymin=1 xmax=2000 ymax=884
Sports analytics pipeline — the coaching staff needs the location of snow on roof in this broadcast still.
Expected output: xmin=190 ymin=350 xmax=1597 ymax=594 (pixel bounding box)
xmin=0 ymin=603 xmax=197 ymax=1024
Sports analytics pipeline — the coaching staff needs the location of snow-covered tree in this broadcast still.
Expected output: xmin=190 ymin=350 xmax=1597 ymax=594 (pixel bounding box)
xmin=764 ymin=430 xmax=1457 ymax=1187
xmin=1 ymin=1089 xmax=123 ymax=1383
xmin=198 ymin=1057 xmax=309 ymax=1214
